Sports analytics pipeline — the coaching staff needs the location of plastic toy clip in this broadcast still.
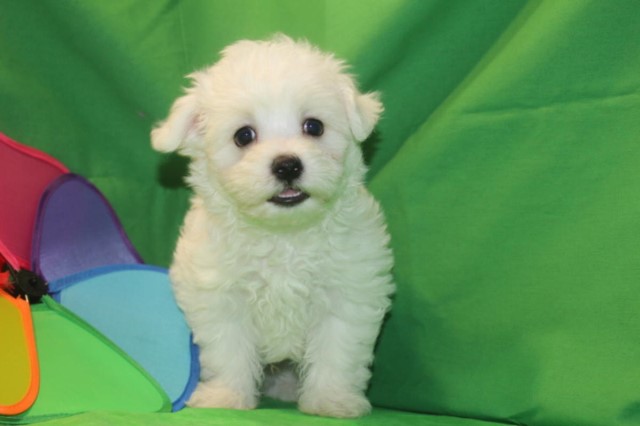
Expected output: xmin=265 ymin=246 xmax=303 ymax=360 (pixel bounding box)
xmin=0 ymin=261 xmax=48 ymax=303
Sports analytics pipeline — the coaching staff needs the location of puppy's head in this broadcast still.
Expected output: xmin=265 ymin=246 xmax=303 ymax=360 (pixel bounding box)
xmin=152 ymin=35 xmax=382 ymax=229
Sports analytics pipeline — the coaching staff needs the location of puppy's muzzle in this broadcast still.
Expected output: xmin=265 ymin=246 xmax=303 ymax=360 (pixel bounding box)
xmin=269 ymin=155 xmax=309 ymax=207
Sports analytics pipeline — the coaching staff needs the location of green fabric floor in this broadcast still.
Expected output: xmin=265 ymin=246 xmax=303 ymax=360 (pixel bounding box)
xmin=37 ymin=401 xmax=504 ymax=426
xmin=2 ymin=1 xmax=640 ymax=425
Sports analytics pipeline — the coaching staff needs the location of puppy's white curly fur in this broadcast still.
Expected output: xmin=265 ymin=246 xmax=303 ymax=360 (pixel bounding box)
xmin=152 ymin=35 xmax=394 ymax=418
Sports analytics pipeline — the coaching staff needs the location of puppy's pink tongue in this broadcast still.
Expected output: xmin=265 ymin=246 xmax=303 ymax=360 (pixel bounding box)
xmin=279 ymin=188 xmax=302 ymax=198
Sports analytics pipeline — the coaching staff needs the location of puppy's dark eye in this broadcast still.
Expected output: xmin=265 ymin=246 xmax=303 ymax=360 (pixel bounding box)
xmin=302 ymin=118 xmax=324 ymax=137
xmin=234 ymin=126 xmax=257 ymax=147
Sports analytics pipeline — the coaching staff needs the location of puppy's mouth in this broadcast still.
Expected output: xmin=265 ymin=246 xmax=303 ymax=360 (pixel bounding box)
xmin=269 ymin=187 xmax=310 ymax=207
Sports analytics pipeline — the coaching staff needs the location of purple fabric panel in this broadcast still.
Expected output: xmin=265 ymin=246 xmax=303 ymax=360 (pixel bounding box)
xmin=32 ymin=174 xmax=142 ymax=282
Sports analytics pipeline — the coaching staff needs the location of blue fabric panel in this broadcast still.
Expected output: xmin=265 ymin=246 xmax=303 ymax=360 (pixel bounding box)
xmin=53 ymin=265 xmax=198 ymax=410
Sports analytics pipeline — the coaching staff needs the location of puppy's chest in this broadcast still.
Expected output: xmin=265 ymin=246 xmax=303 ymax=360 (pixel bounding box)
xmin=239 ymin=242 xmax=325 ymax=362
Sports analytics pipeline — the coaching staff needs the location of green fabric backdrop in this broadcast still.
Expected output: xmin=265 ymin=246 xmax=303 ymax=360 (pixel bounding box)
xmin=1 ymin=1 xmax=639 ymax=425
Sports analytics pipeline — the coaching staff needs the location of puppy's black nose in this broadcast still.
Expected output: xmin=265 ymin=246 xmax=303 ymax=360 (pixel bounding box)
xmin=271 ymin=155 xmax=304 ymax=183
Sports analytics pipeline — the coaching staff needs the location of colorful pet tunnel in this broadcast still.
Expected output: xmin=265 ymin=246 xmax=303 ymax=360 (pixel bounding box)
xmin=0 ymin=133 xmax=198 ymax=421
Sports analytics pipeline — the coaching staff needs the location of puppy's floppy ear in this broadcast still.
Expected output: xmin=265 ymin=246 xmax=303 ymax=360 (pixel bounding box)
xmin=342 ymin=79 xmax=384 ymax=142
xmin=151 ymin=86 xmax=201 ymax=154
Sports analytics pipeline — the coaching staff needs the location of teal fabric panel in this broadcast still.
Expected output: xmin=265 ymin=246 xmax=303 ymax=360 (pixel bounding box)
xmin=53 ymin=266 xmax=196 ymax=410
xmin=1 ymin=1 xmax=640 ymax=426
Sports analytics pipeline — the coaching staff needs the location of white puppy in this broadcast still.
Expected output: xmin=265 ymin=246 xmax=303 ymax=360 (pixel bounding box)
xmin=151 ymin=35 xmax=394 ymax=418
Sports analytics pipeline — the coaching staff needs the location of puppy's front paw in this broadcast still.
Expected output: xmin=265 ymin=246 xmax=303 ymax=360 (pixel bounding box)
xmin=298 ymin=390 xmax=371 ymax=418
xmin=187 ymin=381 xmax=257 ymax=410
